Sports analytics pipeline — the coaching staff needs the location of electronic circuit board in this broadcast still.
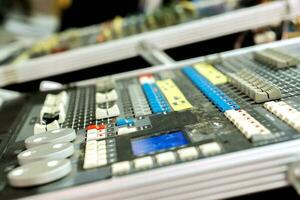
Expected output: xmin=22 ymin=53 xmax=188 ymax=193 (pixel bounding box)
xmin=1 ymin=39 xmax=300 ymax=199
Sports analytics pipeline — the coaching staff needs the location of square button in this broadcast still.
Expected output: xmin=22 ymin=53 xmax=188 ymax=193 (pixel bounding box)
xmin=199 ymin=142 xmax=221 ymax=156
xmin=155 ymin=152 xmax=176 ymax=166
xmin=133 ymin=157 xmax=153 ymax=170
xmin=112 ymin=161 xmax=131 ymax=175
xmin=177 ymin=147 xmax=198 ymax=161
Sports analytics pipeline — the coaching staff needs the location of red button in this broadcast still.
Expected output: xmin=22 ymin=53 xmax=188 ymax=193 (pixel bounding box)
xmin=98 ymin=124 xmax=106 ymax=130
xmin=86 ymin=124 xmax=106 ymax=130
xmin=86 ymin=125 xmax=98 ymax=130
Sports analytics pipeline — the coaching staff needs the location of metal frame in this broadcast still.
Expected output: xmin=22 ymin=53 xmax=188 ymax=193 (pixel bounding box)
xmin=1 ymin=0 xmax=300 ymax=87
xmin=27 ymin=138 xmax=300 ymax=200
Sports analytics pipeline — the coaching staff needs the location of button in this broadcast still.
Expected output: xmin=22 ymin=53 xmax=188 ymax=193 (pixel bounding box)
xmin=58 ymin=107 xmax=66 ymax=123
xmin=96 ymin=108 xmax=108 ymax=119
xmin=57 ymin=91 xmax=68 ymax=106
xmin=156 ymin=79 xmax=192 ymax=111
xmin=177 ymin=147 xmax=198 ymax=161
xmin=112 ymin=161 xmax=131 ymax=175
xmin=34 ymin=123 xmax=47 ymax=134
xmin=17 ymin=142 xmax=74 ymax=165
xmin=133 ymin=157 xmax=153 ymax=170
xmin=44 ymin=94 xmax=57 ymax=106
xmin=194 ymin=63 xmax=228 ymax=85
xmin=264 ymin=101 xmax=300 ymax=133
xmin=96 ymin=92 xmax=106 ymax=104
xmin=87 ymin=129 xmax=97 ymax=134
xmin=199 ymin=142 xmax=221 ymax=156
xmin=224 ymin=109 xmax=271 ymax=140
xmin=118 ymin=127 xmax=137 ymax=135
xmin=97 ymin=159 xmax=108 ymax=166
xmin=7 ymin=159 xmax=72 ymax=187
xmin=86 ymin=124 xmax=106 ymax=130
xmin=106 ymin=90 xmax=118 ymax=101
xmin=155 ymin=152 xmax=176 ymax=166
xmin=25 ymin=128 xmax=76 ymax=148
xmin=116 ymin=118 xmax=135 ymax=126
xmin=107 ymin=104 xmax=120 ymax=117
xmin=46 ymin=120 xmax=60 ymax=131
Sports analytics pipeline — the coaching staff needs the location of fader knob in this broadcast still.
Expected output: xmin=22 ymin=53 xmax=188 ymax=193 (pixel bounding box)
xmin=25 ymin=128 xmax=76 ymax=148
xmin=7 ymin=159 xmax=72 ymax=187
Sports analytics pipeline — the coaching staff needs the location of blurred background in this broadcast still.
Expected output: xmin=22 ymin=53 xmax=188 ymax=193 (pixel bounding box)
xmin=0 ymin=0 xmax=299 ymax=91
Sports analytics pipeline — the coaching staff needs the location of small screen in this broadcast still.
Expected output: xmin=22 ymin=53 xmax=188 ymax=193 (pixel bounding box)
xmin=131 ymin=131 xmax=188 ymax=156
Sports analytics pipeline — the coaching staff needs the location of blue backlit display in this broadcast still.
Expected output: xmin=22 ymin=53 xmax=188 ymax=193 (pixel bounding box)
xmin=131 ymin=131 xmax=188 ymax=156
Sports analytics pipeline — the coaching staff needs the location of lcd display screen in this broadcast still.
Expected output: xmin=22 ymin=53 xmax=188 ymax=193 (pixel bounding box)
xmin=131 ymin=131 xmax=188 ymax=156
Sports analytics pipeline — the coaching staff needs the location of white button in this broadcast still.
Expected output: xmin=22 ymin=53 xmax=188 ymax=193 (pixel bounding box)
xmin=87 ymin=134 xmax=98 ymax=141
xmin=58 ymin=91 xmax=68 ymax=106
xmin=97 ymin=141 xmax=106 ymax=149
xmin=96 ymin=92 xmax=106 ymax=104
xmin=133 ymin=157 xmax=153 ymax=170
xmin=46 ymin=120 xmax=60 ymax=131
xmin=199 ymin=142 xmax=221 ymax=156
xmin=97 ymin=133 xmax=106 ymax=140
xmin=112 ymin=161 xmax=131 ymax=175
xmin=97 ymin=154 xmax=107 ymax=160
xmin=97 ymin=159 xmax=107 ymax=166
xmin=97 ymin=149 xmax=107 ymax=155
xmin=107 ymin=104 xmax=120 ymax=117
xmin=86 ymin=140 xmax=97 ymax=147
xmin=96 ymin=108 xmax=108 ymax=119
xmin=97 ymin=140 xmax=106 ymax=146
xmin=177 ymin=147 xmax=198 ymax=161
xmin=83 ymin=159 xmax=97 ymax=169
xmin=87 ymin=129 xmax=98 ymax=135
xmin=106 ymin=90 xmax=118 ymax=101
xmin=118 ymin=127 xmax=137 ymax=135
xmin=155 ymin=152 xmax=176 ymax=166
xmin=34 ymin=123 xmax=47 ymax=134
xmin=58 ymin=107 xmax=66 ymax=123
xmin=44 ymin=94 xmax=57 ymax=106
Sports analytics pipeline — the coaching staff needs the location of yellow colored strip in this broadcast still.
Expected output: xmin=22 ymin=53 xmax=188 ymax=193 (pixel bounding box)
xmin=156 ymin=79 xmax=192 ymax=111
xmin=194 ymin=63 xmax=228 ymax=85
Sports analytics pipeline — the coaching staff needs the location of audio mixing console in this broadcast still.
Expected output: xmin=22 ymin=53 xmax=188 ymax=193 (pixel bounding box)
xmin=1 ymin=39 xmax=300 ymax=199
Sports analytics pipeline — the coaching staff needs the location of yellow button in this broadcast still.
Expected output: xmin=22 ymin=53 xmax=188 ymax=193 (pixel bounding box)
xmin=156 ymin=79 xmax=192 ymax=111
xmin=194 ymin=63 xmax=228 ymax=85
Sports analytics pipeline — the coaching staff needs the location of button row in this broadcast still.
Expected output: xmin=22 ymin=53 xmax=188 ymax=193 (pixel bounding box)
xmin=254 ymin=48 xmax=299 ymax=69
xmin=156 ymin=79 xmax=192 ymax=111
xmin=112 ymin=142 xmax=221 ymax=175
xmin=264 ymin=101 xmax=300 ymax=132
xmin=194 ymin=63 xmax=228 ymax=85
xmin=228 ymin=69 xmax=281 ymax=103
xmin=128 ymin=84 xmax=152 ymax=117
xmin=83 ymin=140 xmax=116 ymax=169
xmin=142 ymin=83 xmax=172 ymax=114
xmin=225 ymin=109 xmax=272 ymax=141
xmin=183 ymin=67 xmax=240 ymax=112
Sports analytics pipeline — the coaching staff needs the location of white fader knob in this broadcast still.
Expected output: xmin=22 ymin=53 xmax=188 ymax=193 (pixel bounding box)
xmin=17 ymin=142 xmax=74 ymax=165
xmin=25 ymin=128 xmax=76 ymax=148
xmin=7 ymin=159 xmax=72 ymax=187
xmin=46 ymin=120 xmax=60 ymax=131
xmin=33 ymin=123 xmax=47 ymax=134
